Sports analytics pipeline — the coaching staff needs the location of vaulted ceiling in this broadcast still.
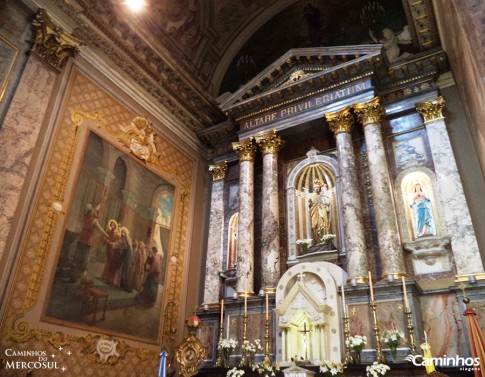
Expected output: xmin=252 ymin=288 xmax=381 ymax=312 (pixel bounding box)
xmin=63 ymin=0 xmax=438 ymax=149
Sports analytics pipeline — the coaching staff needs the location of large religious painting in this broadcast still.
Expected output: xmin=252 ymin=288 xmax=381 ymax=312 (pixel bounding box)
xmin=43 ymin=129 xmax=173 ymax=343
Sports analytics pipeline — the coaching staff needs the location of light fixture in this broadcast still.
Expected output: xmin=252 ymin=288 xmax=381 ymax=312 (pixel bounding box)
xmin=124 ymin=0 xmax=146 ymax=12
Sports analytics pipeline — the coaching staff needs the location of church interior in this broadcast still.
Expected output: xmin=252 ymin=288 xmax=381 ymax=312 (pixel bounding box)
xmin=1 ymin=0 xmax=485 ymax=376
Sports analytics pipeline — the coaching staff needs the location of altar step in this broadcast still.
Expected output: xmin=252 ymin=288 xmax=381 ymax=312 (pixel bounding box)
xmin=197 ymin=365 xmax=474 ymax=377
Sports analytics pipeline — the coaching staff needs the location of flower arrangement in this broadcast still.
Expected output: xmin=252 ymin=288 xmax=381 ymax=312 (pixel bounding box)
xmin=321 ymin=233 xmax=336 ymax=245
xmin=319 ymin=360 xmax=345 ymax=377
xmin=185 ymin=315 xmax=202 ymax=330
xmin=227 ymin=367 xmax=245 ymax=377
xmin=252 ymin=361 xmax=280 ymax=377
xmin=346 ymin=335 xmax=367 ymax=351
xmin=296 ymin=239 xmax=313 ymax=253
xmin=218 ymin=338 xmax=239 ymax=368
xmin=218 ymin=338 xmax=239 ymax=351
xmin=366 ymin=361 xmax=390 ymax=377
xmin=346 ymin=335 xmax=367 ymax=364
xmin=381 ymin=329 xmax=404 ymax=358
xmin=242 ymin=339 xmax=262 ymax=365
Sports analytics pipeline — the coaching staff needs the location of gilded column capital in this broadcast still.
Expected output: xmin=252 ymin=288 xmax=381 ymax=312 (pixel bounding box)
xmin=254 ymin=130 xmax=285 ymax=154
xmin=353 ymin=97 xmax=384 ymax=126
xmin=325 ymin=106 xmax=354 ymax=135
xmin=232 ymin=139 xmax=257 ymax=161
xmin=32 ymin=9 xmax=83 ymax=71
xmin=416 ymin=96 xmax=445 ymax=122
xmin=208 ymin=161 xmax=228 ymax=182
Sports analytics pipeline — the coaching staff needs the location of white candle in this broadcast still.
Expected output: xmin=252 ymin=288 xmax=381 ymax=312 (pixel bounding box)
xmin=368 ymin=271 xmax=374 ymax=302
xmin=220 ymin=299 xmax=224 ymax=326
xmin=265 ymin=293 xmax=269 ymax=320
xmin=402 ymin=276 xmax=409 ymax=310
xmin=341 ymin=285 xmax=347 ymax=316
xmin=424 ymin=330 xmax=428 ymax=343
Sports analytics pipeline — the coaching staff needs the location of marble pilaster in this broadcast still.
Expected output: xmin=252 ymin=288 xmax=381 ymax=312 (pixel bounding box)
xmin=203 ymin=162 xmax=228 ymax=304
xmin=353 ymin=97 xmax=405 ymax=277
xmin=0 ymin=9 xmax=81 ymax=263
xmin=0 ymin=57 xmax=57 ymax=262
xmin=325 ymin=107 xmax=368 ymax=282
xmin=416 ymin=97 xmax=483 ymax=275
xmin=232 ymin=139 xmax=257 ymax=295
xmin=254 ymin=130 xmax=284 ymax=289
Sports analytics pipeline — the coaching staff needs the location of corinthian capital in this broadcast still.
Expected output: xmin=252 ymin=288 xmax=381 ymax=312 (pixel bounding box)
xmin=325 ymin=106 xmax=354 ymax=135
xmin=254 ymin=130 xmax=285 ymax=154
xmin=209 ymin=161 xmax=228 ymax=182
xmin=416 ymin=96 xmax=445 ymax=122
xmin=232 ymin=138 xmax=257 ymax=161
xmin=353 ymin=97 xmax=384 ymax=126
xmin=32 ymin=9 xmax=82 ymax=71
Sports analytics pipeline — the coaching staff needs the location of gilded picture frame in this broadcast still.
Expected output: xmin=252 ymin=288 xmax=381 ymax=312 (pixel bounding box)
xmin=1 ymin=69 xmax=193 ymax=364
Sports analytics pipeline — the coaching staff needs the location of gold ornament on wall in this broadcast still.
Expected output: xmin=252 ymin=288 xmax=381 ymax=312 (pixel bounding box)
xmin=32 ymin=9 xmax=82 ymax=71
xmin=119 ymin=116 xmax=161 ymax=165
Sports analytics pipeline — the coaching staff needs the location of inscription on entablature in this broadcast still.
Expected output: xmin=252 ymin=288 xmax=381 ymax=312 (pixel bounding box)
xmin=240 ymin=79 xmax=371 ymax=131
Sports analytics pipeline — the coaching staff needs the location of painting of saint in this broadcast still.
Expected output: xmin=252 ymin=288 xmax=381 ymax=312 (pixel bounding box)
xmin=44 ymin=131 xmax=174 ymax=343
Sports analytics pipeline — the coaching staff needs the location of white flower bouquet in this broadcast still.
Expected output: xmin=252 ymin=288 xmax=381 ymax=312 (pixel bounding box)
xmin=296 ymin=239 xmax=313 ymax=253
xmin=242 ymin=339 xmax=262 ymax=365
xmin=381 ymin=329 xmax=404 ymax=347
xmin=346 ymin=335 xmax=367 ymax=364
xmin=321 ymin=234 xmax=336 ymax=244
xmin=218 ymin=338 xmax=239 ymax=367
xmin=346 ymin=335 xmax=367 ymax=351
xmin=252 ymin=361 xmax=280 ymax=377
xmin=218 ymin=338 xmax=239 ymax=351
xmin=227 ymin=367 xmax=245 ymax=377
xmin=319 ymin=360 xmax=345 ymax=377
xmin=366 ymin=361 xmax=390 ymax=377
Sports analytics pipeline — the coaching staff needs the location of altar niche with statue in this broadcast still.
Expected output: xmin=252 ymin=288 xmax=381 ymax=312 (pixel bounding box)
xmin=287 ymin=149 xmax=342 ymax=266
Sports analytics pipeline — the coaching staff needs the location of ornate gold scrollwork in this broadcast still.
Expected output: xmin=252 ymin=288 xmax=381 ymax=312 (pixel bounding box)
xmin=353 ymin=97 xmax=384 ymax=126
xmin=175 ymin=333 xmax=207 ymax=377
xmin=416 ymin=96 xmax=445 ymax=122
xmin=32 ymin=9 xmax=82 ymax=71
xmin=119 ymin=116 xmax=161 ymax=165
xmin=254 ymin=130 xmax=285 ymax=155
xmin=209 ymin=161 xmax=228 ymax=182
xmin=325 ymin=106 xmax=354 ymax=135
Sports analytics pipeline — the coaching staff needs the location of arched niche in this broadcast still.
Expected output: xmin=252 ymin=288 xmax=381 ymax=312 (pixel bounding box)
xmin=286 ymin=148 xmax=342 ymax=261
xmin=274 ymin=262 xmax=347 ymax=365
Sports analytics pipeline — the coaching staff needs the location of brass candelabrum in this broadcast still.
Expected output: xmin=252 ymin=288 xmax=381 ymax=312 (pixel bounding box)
xmin=239 ymin=313 xmax=249 ymax=367
xmin=262 ymin=315 xmax=272 ymax=367
xmin=404 ymin=307 xmax=418 ymax=355
xmin=370 ymin=301 xmax=386 ymax=363
xmin=214 ymin=320 xmax=225 ymax=367
xmin=342 ymin=315 xmax=354 ymax=365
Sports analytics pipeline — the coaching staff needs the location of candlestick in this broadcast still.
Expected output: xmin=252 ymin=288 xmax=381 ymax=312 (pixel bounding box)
xmin=368 ymin=271 xmax=374 ymax=302
xmin=341 ymin=285 xmax=347 ymax=316
xmin=220 ymin=299 xmax=224 ymax=326
xmin=265 ymin=293 xmax=269 ymax=320
xmin=244 ymin=294 xmax=247 ymax=315
xmin=402 ymin=276 xmax=409 ymax=310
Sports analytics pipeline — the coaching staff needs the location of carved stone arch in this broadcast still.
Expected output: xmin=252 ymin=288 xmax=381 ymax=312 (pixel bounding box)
xmin=395 ymin=167 xmax=447 ymax=242
xmin=286 ymin=148 xmax=342 ymax=261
